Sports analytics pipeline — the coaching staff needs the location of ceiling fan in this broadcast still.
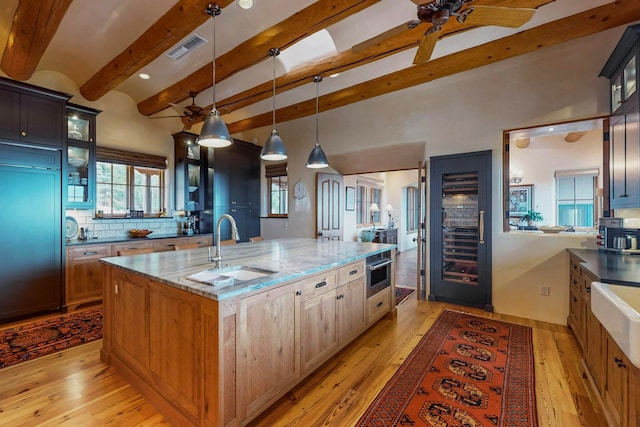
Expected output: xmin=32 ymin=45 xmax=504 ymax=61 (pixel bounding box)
xmin=355 ymin=0 xmax=536 ymax=65
xmin=152 ymin=91 xmax=210 ymax=130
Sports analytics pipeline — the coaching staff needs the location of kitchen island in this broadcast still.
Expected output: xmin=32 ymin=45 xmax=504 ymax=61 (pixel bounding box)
xmin=100 ymin=238 xmax=396 ymax=426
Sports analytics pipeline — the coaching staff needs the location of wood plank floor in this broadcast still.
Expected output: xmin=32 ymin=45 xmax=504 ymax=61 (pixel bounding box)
xmin=0 ymin=298 xmax=607 ymax=426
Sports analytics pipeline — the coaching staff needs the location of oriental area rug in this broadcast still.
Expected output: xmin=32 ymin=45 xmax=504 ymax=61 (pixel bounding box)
xmin=357 ymin=309 xmax=537 ymax=427
xmin=0 ymin=307 xmax=102 ymax=369
xmin=395 ymin=287 xmax=416 ymax=305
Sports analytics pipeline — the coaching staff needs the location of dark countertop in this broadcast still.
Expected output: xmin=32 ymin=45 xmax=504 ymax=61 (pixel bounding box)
xmin=66 ymin=232 xmax=211 ymax=246
xmin=568 ymin=249 xmax=640 ymax=287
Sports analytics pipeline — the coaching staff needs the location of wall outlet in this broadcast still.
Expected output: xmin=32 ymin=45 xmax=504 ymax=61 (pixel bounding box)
xmin=540 ymin=286 xmax=550 ymax=296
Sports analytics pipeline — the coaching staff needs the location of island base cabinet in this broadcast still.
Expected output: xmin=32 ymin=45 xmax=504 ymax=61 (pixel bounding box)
xmin=605 ymin=332 xmax=630 ymax=427
xmin=237 ymin=285 xmax=297 ymax=422
xmin=102 ymin=256 xmax=391 ymax=427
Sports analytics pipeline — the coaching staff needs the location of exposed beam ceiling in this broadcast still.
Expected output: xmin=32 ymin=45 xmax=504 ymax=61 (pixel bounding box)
xmin=227 ymin=0 xmax=640 ymax=134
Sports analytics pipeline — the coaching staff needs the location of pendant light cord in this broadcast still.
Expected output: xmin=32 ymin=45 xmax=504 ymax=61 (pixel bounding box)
xmin=207 ymin=4 xmax=221 ymax=112
xmin=315 ymin=76 xmax=320 ymax=146
xmin=269 ymin=48 xmax=280 ymax=131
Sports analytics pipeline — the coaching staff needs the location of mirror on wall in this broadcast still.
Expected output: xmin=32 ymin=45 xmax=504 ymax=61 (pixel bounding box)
xmin=502 ymin=117 xmax=607 ymax=232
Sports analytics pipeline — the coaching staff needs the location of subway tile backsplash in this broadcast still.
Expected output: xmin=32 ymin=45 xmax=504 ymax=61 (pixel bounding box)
xmin=66 ymin=209 xmax=183 ymax=239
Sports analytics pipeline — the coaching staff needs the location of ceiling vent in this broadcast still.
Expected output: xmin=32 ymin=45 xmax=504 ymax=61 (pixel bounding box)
xmin=166 ymin=34 xmax=207 ymax=60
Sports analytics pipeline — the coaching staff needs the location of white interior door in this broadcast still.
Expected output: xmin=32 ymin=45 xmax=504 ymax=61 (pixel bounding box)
xmin=316 ymin=173 xmax=343 ymax=240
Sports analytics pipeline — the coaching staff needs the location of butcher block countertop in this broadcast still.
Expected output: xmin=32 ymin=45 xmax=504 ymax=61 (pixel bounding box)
xmin=100 ymin=237 xmax=396 ymax=301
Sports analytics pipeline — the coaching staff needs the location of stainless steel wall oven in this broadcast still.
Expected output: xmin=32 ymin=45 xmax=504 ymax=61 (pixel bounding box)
xmin=366 ymin=250 xmax=393 ymax=298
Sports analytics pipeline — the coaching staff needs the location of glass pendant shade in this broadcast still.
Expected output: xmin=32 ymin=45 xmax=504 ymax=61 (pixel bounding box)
xmin=306 ymin=143 xmax=328 ymax=168
xmin=198 ymin=109 xmax=232 ymax=148
xmin=260 ymin=129 xmax=287 ymax=161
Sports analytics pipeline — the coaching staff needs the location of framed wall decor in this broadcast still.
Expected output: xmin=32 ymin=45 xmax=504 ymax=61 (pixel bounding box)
xmin=509 ymin=184 xmax=533 ymax=217
xmin=345 ymin=186 xmax=355 ymax=211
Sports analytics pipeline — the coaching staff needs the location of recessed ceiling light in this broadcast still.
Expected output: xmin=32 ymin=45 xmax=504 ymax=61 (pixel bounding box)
xmin=238 ymin=0 xmax=254 ymax=9
xmin=548 ymin=127 xmax=555 ymax=132
xmin=139 ymin=73 xmax=150 ymax=80
xmin=329 ymin=73 xmax=340 ymax=78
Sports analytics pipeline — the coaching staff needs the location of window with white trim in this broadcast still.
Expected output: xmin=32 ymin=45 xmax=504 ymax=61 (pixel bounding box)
xmin=555 ymin=169 xmax=598 ymax=227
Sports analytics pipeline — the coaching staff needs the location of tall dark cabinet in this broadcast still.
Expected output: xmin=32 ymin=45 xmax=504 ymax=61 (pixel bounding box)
xmin=0 ymin=78 xmax=71 ymax=322
xmin=429 ymin=150 xmax=493 ymax=311
xmin=213 ymin=139 xmax=261 ymax=242
xmin=600 ymin=24 xmax=640 ymax=209
xmin=173 ymin=133 xmax=260 ymax=240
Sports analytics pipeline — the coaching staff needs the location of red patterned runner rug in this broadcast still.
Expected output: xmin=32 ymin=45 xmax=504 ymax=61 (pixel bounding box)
xmin=357 ymin=309 xmax=537 ymax=427
xmin=0 ymin=307 xmax=102 ymax=369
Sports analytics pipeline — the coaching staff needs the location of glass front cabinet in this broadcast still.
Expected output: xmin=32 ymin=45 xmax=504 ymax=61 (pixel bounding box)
xmin=66 ymin=103 xmax=101 ymax=209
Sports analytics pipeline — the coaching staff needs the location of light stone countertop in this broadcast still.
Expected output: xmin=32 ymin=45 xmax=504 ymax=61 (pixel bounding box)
xmin=100 ymin=238 xmax=396 ymax=301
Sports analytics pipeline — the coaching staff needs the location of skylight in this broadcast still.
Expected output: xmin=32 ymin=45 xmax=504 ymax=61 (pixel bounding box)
xmin=277 ymin=29 xmax=338 ymax=73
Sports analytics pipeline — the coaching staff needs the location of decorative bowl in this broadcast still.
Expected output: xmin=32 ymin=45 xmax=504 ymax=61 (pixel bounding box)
xmin=538 ymin=226 xmax=569 ymax=234
xmin=129 ymin=229 xmax=153 ymax=238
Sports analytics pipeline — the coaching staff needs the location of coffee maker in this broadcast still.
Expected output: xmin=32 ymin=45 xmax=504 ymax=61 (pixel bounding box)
xmin=598 ymin=217 xmax=640 ymax=254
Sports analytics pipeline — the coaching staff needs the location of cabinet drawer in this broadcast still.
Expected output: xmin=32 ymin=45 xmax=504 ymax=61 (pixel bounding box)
xmin=67 ymin=244 xmax=112 ymax=260
xmin=367 ymin=289 xmax=390 ymax=325
xmin=296 ymin=270 xmax=339 ymax=301
xmin=569 ymin=271 xmax=582 ymax=293
xmin=152 ymin=238 xmax=190 ymax=252
xmin=111 ymin=241 xmax=153 ymax=255
xmin=185 ymin=235 xmax=212 ymax=247
xmin=570 ymin=255 xmax=581 ymax=275
xmin=339 ymin=261 xmax=365 ymax=282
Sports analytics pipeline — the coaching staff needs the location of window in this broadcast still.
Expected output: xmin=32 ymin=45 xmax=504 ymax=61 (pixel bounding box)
xmin=95 ymin=147 xmax=166 ymax=217
xmin=406 ymin=186 xmax=419 ymax=232
xmin=355 ymin=177 xmax=382 ymax=226
xmin=555 ymin=169 xmax=598 ymax=227
xmin=266 ymin=163 xmax=288 ymax=217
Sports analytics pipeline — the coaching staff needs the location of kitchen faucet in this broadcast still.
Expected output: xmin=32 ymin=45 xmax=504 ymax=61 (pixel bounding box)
xmin=208 ymin=214 xmax=240 ymax=268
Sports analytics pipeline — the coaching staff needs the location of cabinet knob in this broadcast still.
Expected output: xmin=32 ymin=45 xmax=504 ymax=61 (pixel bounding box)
xmin=336 ymin=294 xmax=344 ymax=300
xmin=376 ymin=301 xmax=383 ymax=308
xmin=614 ymin=357 xmax=626 ymax=368
xmin=349 ymin=269 xmax=358 ymax=275
xmin=20 ymin=131 xmax=26 ymax=137
xmin=295 ymin=290 xmax=302 ymax=296
xmin=315 ymin=281 xmax=327 ymax=289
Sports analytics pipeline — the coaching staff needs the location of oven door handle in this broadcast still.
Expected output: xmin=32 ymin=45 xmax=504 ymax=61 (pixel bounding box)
xmin=367 ymin=259 xmax=393 ymax=271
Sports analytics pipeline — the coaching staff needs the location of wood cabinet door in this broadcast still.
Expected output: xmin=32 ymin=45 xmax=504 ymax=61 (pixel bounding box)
xmin=610 ymin=103 xmax=640 ymax=208
xmin=298 ymin=288 xmax=339 ymax=374
xmin=629 ymin=364 xmax=640 ymax=427
xmin=585 ymin=308 xmax=605 ymax=394
xmin=237 ymin=285 xmax=297 ymax=420
xmin=65 ymin=244 xmax=111 ymax=309
xmin=112 ymin=271 xmax=149 ymax=371
xmin=569 ymin=287 xmax=585 ymax=350
xmin=0 ymin=87 xmax=20 ymax=142
xmin=20 ymin=93 xmax=64 ymax=148
xmin=337 ymin=277 xmax=366 ymax=346
xmin=605 ymin=333 xmax=629 ymax=427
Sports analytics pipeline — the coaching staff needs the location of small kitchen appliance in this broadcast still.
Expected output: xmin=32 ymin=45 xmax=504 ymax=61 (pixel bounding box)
xmin=598 ymin=217 xmax=640 ymax=254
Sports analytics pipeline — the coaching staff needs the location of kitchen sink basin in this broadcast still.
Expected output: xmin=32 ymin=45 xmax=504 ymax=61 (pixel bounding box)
xmin=187 ymin=265 xmax=276 ymax=286
xmin=592 ymin=282 xmax=640 ymax=368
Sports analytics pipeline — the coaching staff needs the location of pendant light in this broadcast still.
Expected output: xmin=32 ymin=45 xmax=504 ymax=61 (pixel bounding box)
xmin=260 ymin=48 xmax=288 ymax=161
xmin=198 ymin=3 xmax=232 ymax=148
xmin=306 ymin=75 xmax=329 ymax=169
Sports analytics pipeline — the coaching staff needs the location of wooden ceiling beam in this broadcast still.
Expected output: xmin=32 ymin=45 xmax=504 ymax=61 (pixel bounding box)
xmin=79 ymin=0 xmax=235 ymax=102
xmin=1 ymin=0 xmax=73 ymax=81
xmin=137 ymin=0 xmax=381 ymax=116
xmin=226 ymin=0 xmax=640 ymax=135
xmin=213 ymin=0 xmax=551 ymax=115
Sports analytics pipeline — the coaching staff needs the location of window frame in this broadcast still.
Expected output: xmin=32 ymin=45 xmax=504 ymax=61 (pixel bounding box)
xmin=406 ymin=185 xmax=419 ymax=233
xmin=355 ymin=177 xmax=382 ymax=227
xmin=555 ymin=169 xmax=598 ymax=228
xmin=268 ymin=175 xmax=288 ymax=217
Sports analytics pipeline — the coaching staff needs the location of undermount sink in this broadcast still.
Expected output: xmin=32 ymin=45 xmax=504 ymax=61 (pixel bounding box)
xmin=592 ymin=282 xmax=640 ymax=368
xmin=187 ymin=265 xmax=276 ymax=286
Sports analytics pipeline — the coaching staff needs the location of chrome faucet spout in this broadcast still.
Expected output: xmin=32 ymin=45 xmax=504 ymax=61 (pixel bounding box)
xmin=210 ymin=214 xmax=239 ymax=268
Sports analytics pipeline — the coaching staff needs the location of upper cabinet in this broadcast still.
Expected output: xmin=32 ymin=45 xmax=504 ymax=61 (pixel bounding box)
xmin=0 ymin=77 xmax=71 ymax=149
xmin=66 ymin=104 xmax=101 ymax=209
xmin=600 ymin=24 xmax=640 ymax=209
xmin=173 ymin=131 xmax=212 ymax=213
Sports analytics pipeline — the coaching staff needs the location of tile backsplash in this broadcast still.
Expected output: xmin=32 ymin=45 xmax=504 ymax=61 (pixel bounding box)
xmin=66 ymin=209 xmax=183 ymax=239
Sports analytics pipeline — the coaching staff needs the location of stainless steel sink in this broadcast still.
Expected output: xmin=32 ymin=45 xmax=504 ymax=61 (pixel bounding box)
xmin=187 ymin=265 xmax=276 ymax=286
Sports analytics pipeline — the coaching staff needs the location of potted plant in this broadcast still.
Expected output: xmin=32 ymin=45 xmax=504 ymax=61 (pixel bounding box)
xmin=522 ymin=210 xmax=543 ymax=228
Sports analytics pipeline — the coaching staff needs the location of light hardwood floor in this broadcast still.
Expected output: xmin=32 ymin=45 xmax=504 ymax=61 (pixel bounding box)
xmin=0 ymin=298 xmax=607 ymax=426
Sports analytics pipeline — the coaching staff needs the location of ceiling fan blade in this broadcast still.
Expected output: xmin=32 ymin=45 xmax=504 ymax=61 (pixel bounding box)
xmin=464 ymin=6 xmax=536 ymax=28
xmin=409 ymin=0 xmax=423 ymax=5
xmin=169 ymin=103 xmax=192 ymax=116
xmin=149 ymin=115 xmax=185 ymax=119
xmin=413 ymin=30 xmax=439 ymax=64
xmin=565 ymin=131 xmax=587 ymax=143
xmin=352 ymin=21 xmax=414 ymax=53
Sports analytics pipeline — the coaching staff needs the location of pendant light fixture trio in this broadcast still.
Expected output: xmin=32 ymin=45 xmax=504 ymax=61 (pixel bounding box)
xmin=260 ymin=48 xmax=288 ymax=161
xmin=198 ymin=3 xmax=232 ymax=148
xmin=306 ymin=75 xmax=329 ymax=169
